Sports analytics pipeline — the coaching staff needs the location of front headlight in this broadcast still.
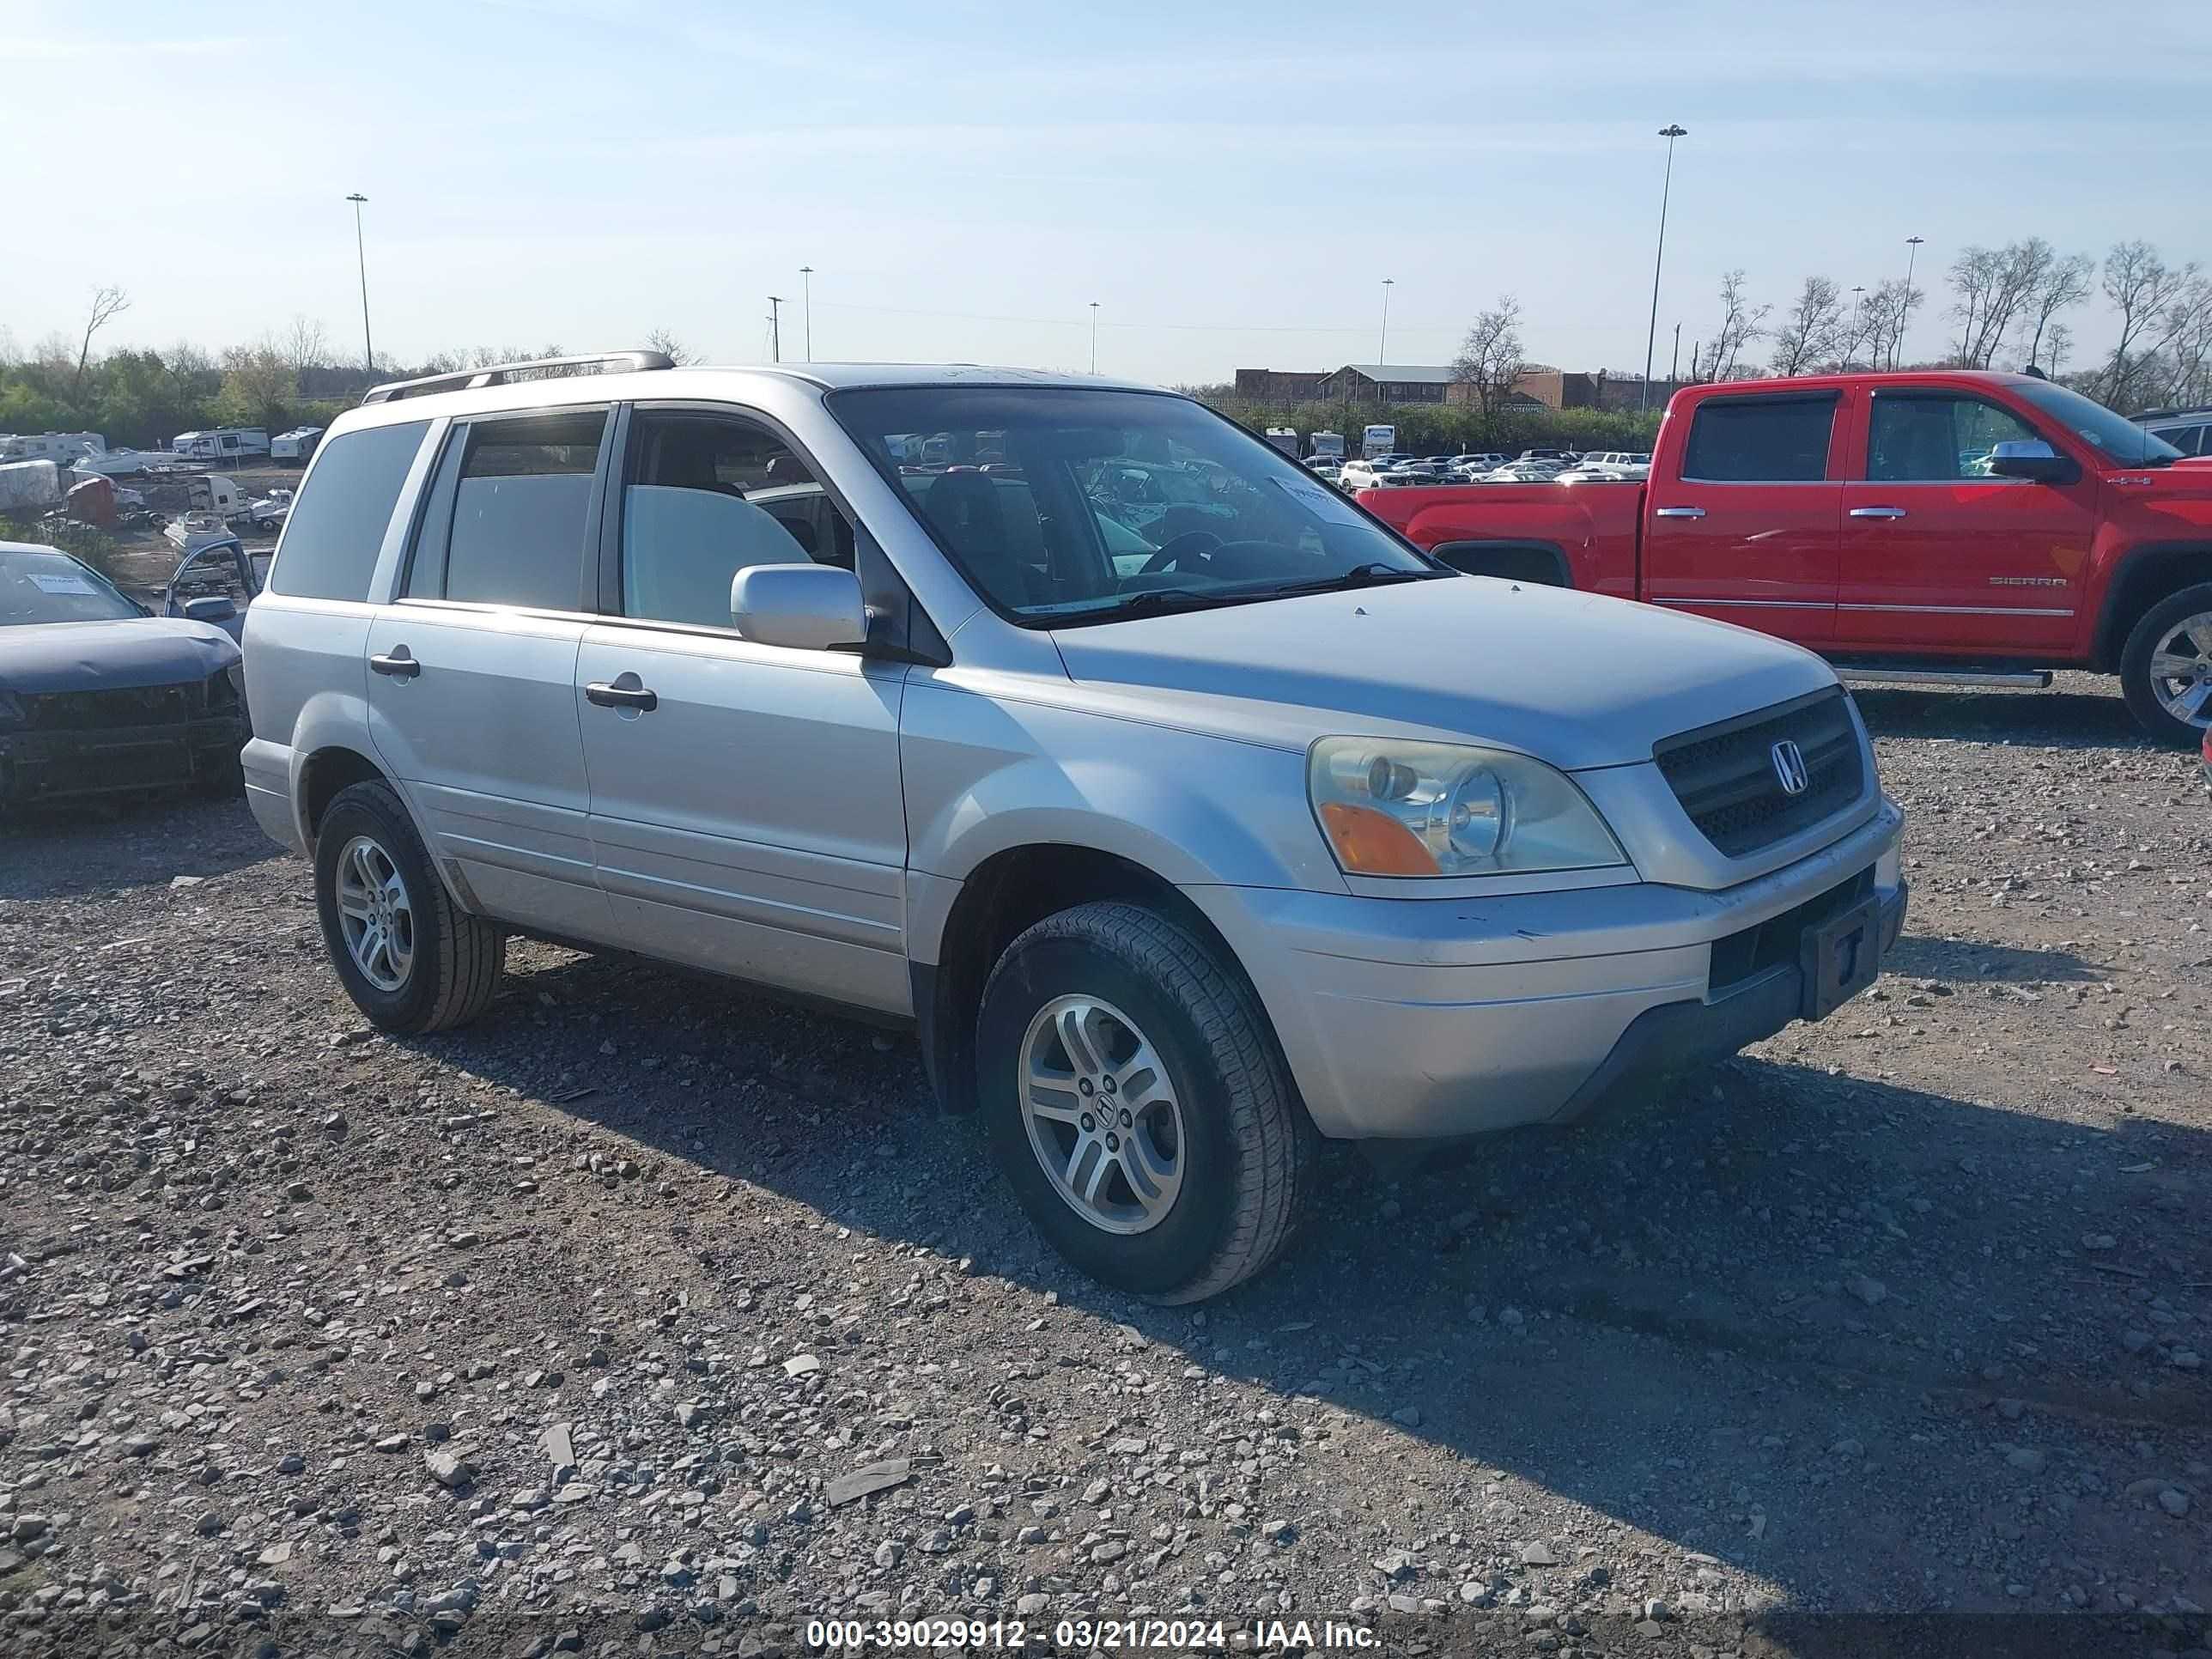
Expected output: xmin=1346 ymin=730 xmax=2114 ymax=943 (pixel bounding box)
xmin=1309 ymin=736 xmax=1626 ymax=878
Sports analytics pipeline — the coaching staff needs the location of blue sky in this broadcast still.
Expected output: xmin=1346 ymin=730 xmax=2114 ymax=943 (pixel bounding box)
xmin=4 ymin=0 xmax=2207 ymax=384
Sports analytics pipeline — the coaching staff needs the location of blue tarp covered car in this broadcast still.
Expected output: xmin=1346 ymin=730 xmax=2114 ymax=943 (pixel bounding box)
xmin=0 ymin=540 xmax=247 ymax=807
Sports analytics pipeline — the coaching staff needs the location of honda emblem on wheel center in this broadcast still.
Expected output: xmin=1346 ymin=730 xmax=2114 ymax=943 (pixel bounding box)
xmin=1771 ymin=739 xmax=1811 ymax=796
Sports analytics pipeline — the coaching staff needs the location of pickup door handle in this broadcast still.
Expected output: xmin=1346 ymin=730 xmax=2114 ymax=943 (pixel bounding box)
xmin=368 ymin=647 xmax=421 ymax=679
xmin=585 ymin=680 xmax=659 ymax=713
xmin=1653 ymin=506 xmax=1705 ymax=520
xmin=1850 ymin=506 xmax=1908 ymax=520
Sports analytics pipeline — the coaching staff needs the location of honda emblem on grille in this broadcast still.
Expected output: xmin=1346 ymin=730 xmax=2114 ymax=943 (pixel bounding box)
xmin=1771 ymin=739 xmax=1810 ymax=796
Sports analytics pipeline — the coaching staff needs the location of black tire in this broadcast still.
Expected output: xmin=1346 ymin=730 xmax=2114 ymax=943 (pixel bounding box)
xmin=2118 ymin=581 xmax=2212 ymax=747
xmin=313 ymin=780 xmax=505 ymax=1033
xmin=975 ymin=901 xmax=1318 ymax=1304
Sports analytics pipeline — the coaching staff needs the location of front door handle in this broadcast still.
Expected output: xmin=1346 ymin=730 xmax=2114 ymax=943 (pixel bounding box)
xmin=1850 ymin=506 xmax=1908 ymax=520
xmin=368 ymin=647 xmax=421 ymax=679
xmin=1653 ymin=506 xmax=1705 ymax=520
xmin=585 ymin=679 xmax=659 ymax=713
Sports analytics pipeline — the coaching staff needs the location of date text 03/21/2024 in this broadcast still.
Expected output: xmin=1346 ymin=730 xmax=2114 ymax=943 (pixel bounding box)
xmin=805 ymin=1618 xmax=1377 ymax=1650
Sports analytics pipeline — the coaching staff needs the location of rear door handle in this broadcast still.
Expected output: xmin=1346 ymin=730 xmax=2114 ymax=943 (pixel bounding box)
xmin=585 ymin=680 xmax=659 ymax=713
xmin=1653 ymin=506 xmax=1705 ymax=520
xmin=368 ymin=647 xmax=421 ymax=679
xmin=1850 ymin=506 xmax=1908 ymax=520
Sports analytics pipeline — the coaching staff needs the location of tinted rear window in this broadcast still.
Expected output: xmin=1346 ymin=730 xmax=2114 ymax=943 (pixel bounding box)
xmin=266 ymin=421 xmax=428 ymax=600
xmin=1681 ymin=396 xmax=1837 ymax=483
xmin=441 ymin=410 xmax=606 ymax=611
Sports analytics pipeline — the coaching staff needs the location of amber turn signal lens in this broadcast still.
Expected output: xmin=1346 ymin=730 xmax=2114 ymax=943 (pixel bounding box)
xmin=1318 ymin=802 xmax=1440 ymax=876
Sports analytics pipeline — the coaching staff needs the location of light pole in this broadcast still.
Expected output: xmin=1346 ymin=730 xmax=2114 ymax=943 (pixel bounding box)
xmin=1670 ymin=321 xmax=1681 ymax=382
xmin=799 ymin=266 xmax=813 ymax=361
xmin=1377 ymin=278 xmax=1393 ymax=403
xmin=1898 ymin=236 xmax=1924 ymax=370
xmin=1089 ymin=301 xmax=1099 ymax=374
xmin=768 ymin=296 xmax=783 ymax=363
xmin=1642 ymin=125 xmax=1687 ymax=411
xmin=1849 ymin=285 xmax=1866 ymax=369
xmin=344 ymin=192 xmax=372 ymax=373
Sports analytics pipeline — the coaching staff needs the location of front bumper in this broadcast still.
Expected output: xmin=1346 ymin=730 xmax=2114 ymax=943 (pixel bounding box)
xmin=1189 ymin=797 xmax=1905 ymax=1140
xmin=0 ymin=714 xmax=246 ymax=805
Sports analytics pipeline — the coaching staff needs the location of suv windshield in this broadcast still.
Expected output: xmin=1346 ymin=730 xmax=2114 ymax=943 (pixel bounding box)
xmin=2015 ymin=380 xmax=2185 ymax=467
xmin=0 ymin=547 xmax=143 ymax=625
xmin=830 ymin=386 xmax=1437 ymax=624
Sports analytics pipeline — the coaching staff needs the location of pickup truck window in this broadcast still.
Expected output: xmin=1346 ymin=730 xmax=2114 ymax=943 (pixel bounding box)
xmin=1681 ymin=395 xmax=1837 ymax=483
xmin=2015 ymin=380 xmax=2184 ymax=467
xmin=1868 ymin=393 xmax=2038 ymax=482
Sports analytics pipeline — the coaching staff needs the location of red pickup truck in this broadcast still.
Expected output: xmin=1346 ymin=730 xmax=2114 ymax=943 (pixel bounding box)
xmin=1359 ymin=371 xmax=2212 ymax=744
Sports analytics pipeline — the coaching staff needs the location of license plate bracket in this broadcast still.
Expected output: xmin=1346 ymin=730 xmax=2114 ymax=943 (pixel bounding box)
xmin=1799 ymin=896 xmax=1881 ymax=1020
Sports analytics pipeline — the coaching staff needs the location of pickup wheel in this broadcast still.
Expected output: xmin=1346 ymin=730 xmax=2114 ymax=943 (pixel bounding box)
xmin=313 ymin=781 xmax=506 ymax=1033
xmin=2118 ymin=582 xmax=2212 ymax=746
xmin=975 ymin=902 xmax=1318 ymax=1304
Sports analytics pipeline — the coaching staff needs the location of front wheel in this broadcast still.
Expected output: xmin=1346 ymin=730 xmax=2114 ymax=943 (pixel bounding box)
xmin=975 ymin=902 xmax=1317 ymax=1303
xmin=2118 ymin=583 xmax=2212 ymax=746
xmin=313 ymin=780 xmax=506 ymax=1032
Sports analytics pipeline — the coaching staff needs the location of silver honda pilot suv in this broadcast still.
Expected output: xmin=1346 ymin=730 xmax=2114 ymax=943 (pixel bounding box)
xmin=242 ymin=351 xmax=1906 ymax=1302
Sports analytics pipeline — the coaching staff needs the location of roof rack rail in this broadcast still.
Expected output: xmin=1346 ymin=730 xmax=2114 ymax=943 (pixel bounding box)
xmin=361 ymin=349 xmax=677 ymax=405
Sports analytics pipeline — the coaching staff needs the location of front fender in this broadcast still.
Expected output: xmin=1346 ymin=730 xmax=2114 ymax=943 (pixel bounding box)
xmin=900 ymin=678 xmax=1347 ymax=957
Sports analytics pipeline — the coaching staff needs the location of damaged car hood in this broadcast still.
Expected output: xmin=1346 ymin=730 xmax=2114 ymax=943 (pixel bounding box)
xmin=0 ymin=618 xmax=240 ymax=696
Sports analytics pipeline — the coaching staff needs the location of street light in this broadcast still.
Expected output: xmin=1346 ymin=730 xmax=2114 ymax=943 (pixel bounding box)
xmin=768 ymin=296 xmax=783 ymax=363
xmin=1898 ymin=236 xmax=1925 ymax=370
xmin=799 ymin=266 xmax=813 ymax=361
xmin=344 ymin=192 xmax=372 ymax=374
xmin=1850 ymin=285 xmax=1866 ymax=369
xmin=1642 ymin=125 xmax=1688 ymax=411
xmin=1089 ymin=302 xmax=1100 ymax=374
xmin=1377 ymin=278 xmax=1394 ymax=403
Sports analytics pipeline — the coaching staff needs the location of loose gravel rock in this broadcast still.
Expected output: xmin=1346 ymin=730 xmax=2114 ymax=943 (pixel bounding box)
xmin=0 ymin=677 xmax=2206 ymax=1655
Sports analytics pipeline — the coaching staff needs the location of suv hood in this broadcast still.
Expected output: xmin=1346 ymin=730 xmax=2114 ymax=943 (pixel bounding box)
xmin=1048 ymin=578 xmax=1836 ymax=769
xmin=0 ymin=617 xmax=240 ymax=696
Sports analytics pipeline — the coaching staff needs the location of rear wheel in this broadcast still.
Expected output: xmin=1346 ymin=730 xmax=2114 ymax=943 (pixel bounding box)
xmin=975 ymin=902 xmax=1317 ymax=1303
xmin=2119 ymin=582 xmax=2212 ymax=746
xmin=313 ymin=780 xmax=505 ymax=1032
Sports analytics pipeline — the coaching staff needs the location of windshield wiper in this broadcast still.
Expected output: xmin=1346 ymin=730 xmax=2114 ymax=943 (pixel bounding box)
xmin=1042 ymin=586 xmax=1261 ymax=626
xmin=1251 ymin=562 xmax=1441 ymax=599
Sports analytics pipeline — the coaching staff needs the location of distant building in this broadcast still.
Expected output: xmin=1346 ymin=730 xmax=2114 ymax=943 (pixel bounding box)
xmin=1231 ymin=362 xmax=1694 ymax=412
xmin=1318 ymin=364 xmax=1462 ymax=404
xmin=1233 ymin=368 xmax=1332 ymax=402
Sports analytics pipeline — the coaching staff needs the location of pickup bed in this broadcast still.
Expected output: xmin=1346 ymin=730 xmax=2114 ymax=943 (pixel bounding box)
xmin=1359 ymin=370 xmax=2212 ymax=744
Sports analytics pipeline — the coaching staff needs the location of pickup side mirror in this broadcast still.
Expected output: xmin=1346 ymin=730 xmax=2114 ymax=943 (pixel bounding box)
xmin=730 ymin=562 xmax=867 ymax=652
xmin=182 ymin=595 xmax=237 ymax=624
xmin=1988 ymin=438 xmax=2075 ymax=483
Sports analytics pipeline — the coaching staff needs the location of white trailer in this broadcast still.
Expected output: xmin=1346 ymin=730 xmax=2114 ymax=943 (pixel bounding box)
xmin=171 ymin=428 xmax=271 ymax=462
xmin=0 ymin=431 xmax=105 ymax=463
xmin=0 ymin=459 xmax=65 ymax=511
xmin=1309 ymin=430 xmax=1346 ymax=461
xmin=270 ymin=426 xmax=324 ymax=464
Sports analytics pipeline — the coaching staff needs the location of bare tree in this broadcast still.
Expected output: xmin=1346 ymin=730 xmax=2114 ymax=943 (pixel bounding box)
xmin=1692 ymin=270 xmax=1767 ymax=381
xmin=644 ymin=327 xmax=701 ymax=367
xmin=1947 ymin=240 xmax=2062 ymax=369
xmin=75 ymin=285 xmax=131 ymax=392
xmin=2043 ymin=321 xmax=2075 ymax=380
xmin=2023 ymin=249 xmax=2094 ymax=371
xmin=1450 ymin=295 xmax=1526 ymax=416
xmin=2148 ymin=273 xmax=2212 ymax=409
xmin=280 ymin=315 xmax=331 ymax=372
xmin=1769 ymin=276 xmax=1844 ymax=376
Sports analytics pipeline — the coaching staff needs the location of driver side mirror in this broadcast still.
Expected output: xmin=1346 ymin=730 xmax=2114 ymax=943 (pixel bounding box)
xmin=730 ymin=562 xmax=867 ymax=651
xmin=182 ymin=595 xmax=237 ymax=624
xmin=1988 ymin=438 xmax=2075 ymax=483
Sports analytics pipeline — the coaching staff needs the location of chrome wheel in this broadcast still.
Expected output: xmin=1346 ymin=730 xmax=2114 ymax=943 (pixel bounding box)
xmin=334 ymin=834 xmax=414 ymax=992
xmin=1019 ymin=994 xmax=1185 ymax=1236
xmin=2147 ymin=611 xmax=2212 ymax=726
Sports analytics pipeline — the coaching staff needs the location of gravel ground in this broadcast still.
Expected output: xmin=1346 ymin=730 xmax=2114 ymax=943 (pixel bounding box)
xmin=0 ymin=675 xmax=2206 ymax=1658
